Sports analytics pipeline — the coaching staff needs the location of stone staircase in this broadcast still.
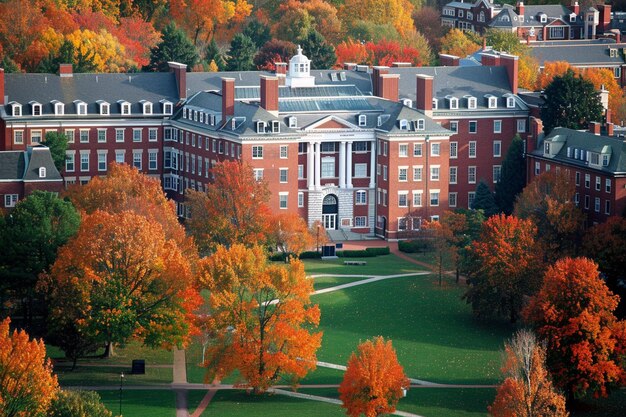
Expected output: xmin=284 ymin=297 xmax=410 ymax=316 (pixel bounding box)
xmin=326 ymin=229 xmax=378 ymax=242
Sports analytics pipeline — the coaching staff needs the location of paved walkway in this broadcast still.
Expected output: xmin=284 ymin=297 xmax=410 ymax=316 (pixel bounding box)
xmin=311 ymin=272 xmax=429 ymax=295
xmin=173 ymin=348 xmax=188 ymax=417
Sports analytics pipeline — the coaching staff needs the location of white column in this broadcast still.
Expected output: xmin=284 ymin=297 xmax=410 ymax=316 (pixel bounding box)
xmin=315 ymin=142 xmax=321 ymax=189
xmin=369 ymin=141 xmax=376 ymax=188
xmin=307 ymin=141 xmax=314 ymax=190
xmin=346 ymin=141 xmax=353 ymax=188
xmin=339 ymin=141 xmax=346 ymax=188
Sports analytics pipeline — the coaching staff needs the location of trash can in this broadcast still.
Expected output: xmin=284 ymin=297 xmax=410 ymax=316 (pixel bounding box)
xmin=131 ymin=359 xmax=145 ymax=375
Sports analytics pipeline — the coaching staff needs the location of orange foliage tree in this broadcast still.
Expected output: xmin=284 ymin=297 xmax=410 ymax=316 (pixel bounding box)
xmin=0 ymin=318 xmax=59 ymax=417
xmin=537 ymin=61 xmax=573 ymax=90
xmin=44 ymin=210 xmax=200 ymax=357
xmin=335 ymin=39 xmax=369 ymax=65
xmin=275 ymin=0 xmax=343 ymax=44
xmin=339 ymin=336 xmax=410 ymax=417
xmin=489 ymin=329 xmax=568 ymax=417
xmin=199 ymin=244 xmax=322 ymax=393
xmin=268 ymin=212 xmax=315 ymax=257
xmin=186 ymin=160 xmax=272 ymax=254
xmin=464 ymin=214 xmax=544 ymax=323
xmin=581 ymin=67 xmax=626 ymax=124
xmin=439 ymin=28 xmax=481 ymax=58
xmin=0 ymin=0 xmax=48 ymax=71
xmin=340 ymin=0 xmax=415 ymax=39
xmin=524 ymin=257 xmax=626 ymax=398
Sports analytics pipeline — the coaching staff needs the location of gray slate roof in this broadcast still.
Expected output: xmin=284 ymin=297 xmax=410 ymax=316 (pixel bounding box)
xmin=0 ymin=147 xmax=62 ymax=181
xmin=530 ymin=43 xmax=626 ymax=66
xmin=0 ymin=152 xmax=25 ymax=180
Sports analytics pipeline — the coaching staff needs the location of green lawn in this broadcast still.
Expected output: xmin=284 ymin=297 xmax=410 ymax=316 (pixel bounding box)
xmin=404 ymin=249 xmax=455 ymax=270
xmin=98 ymin=389 xmax=175 ymax=417
xmin=48 ymin=340 xmax=174 ymax=366
xmin=303 ymin=254 xmax=424 ymax=275
xmin=398 ymin=388 xmax=494 ymax=417
xmin=311 ymin=276 xmax=373 ymax=291
xmin=56 ymin=365 xmax=172 ymax=386
xmin=313 ymin=274 xmax=513 ymax=385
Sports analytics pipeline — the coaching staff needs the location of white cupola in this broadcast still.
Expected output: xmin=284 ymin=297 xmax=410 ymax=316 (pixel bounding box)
xmin=286 ymin=46 xmax=315 ymax=88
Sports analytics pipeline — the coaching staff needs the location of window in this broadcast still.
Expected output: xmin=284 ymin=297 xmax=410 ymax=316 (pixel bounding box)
xmin=355 ymin=216 xmax=367 ymax=227
xmin=469 ymin=141 xmax=477 ymax=158
xmin=549 ymin=26 xmax=565 ymax=39
xmin=4 ymin=194 xmax=18 ymax=208
xmin=354 ymin=142 xmax=368 ymax=152
xmin=415 ymin=119 xmax=425 ymax=131
xmin=65 ymin=129 xmax=75 ymax=143
xmin=413 ymin=166 xmax=423 ymax=181
xmin=298 ymin=192 xmax=304 ymax=207
xmin=54 ymin=102 xmax=64 ymax=115
xmin=584 ymin=195 xmax=590 ymax=209
xmin=279 ymin=168 xmax=288 ymax=183
xmin=430 ymin=166 xmax=440 ymax=181
xmin=252 ymin=146 xmax=263 ymax=159
xmin=99 ymin=102 xmax=109 ymax=115
xmin=253 ymin=169 xmax=264 ymax=181
xmin=146 ymin=150 xmax=157 ymax=170
xmin=398 ymin=167 xmax=408 ymax=181
xmin=75 ymin=101 xmax=87 ymax=115
xmin=66 ymin=151 xmax=75 ymax=172
xmin=29 ymin=130 xmax=42 ymax=144
xmin=469 ymin=121 xmax=477 ymax=134
xmin=488 ymin=97 xmax=497 ymax=109
xmin=133 ymin=151 xmax=142 ymax=170
xmin=414 ymin=143 xmax=423 ymax=157
xmin=79 ymin=130 xmax=89 ymax=143
xmin=493 ymin=141 xmax=502 ymax=157
xmin=595 ymin=197 xmax=601 ymax=212
xmin=431 ymin=142 xmax=440 ymax=156
xmin=468 ymin=166 xmax=476 ymax=184
xmin=449 ymin=192 xmax=457 ymax=207
xmin=449 ymin=121 xmax=458 ymax=133
xmin=279 ymin=193 xmax=288 ymax=209
xmin=115 ymin=150 xmax=125 ymax=164
xmin=398 ymin=192 xmax=408 ymax=207
xmin=449 ymin=167 xmax=457 ymax=184
xmin=449 ymin=97 xmax=458 ymax=109
xmin=11 ymin=103 xmax=22 ymax=117
xmin=399 ymin=144 xmax=408 ymax=157
xmin=356 ymin=190 xmax=367 ymax=205
xmin=358 ymin=114 xmax=367 ymax=126
xmin=450 ymin=142 xmax=458 ymax=158
xmin=280 ymin=145 xmax=288 ymax=158
xmin=383 ymin=165 xmax=388 ymax=181
xmin=289 ymin=116 xmax=298 ymax=128
xmin=595 ymin=176 xmax=601 ymax=191
xmin=298 ymin=142 xmax=307 ymax=154
xmin=31 ymin=102 xmax=41 ymax=116
xmin=575 ymin=172 xmax=581 ymax=186
xmin=517 ymin=119 xmax=526 ymax=133
xmin=97 ymin=129 xmax=107 ymax=143
xmin=398 ymin=218 xmax=407 ymax=231
xmin=163 ymin=102 xmax=173 ymax=115
xmin=606 ymin=200 xmax=611 ymax=215
xmin=321 ymin=142 xmax=335 ymax=153
xmin=149 ymin=129 xmax=158 ymax=142
xmin=133 ymin=129 xmax=142 ymax=142
xmin=13 ymin=130 xmax=23 ymax=144
xmin=575 ymin=193 xmax=580 ymax=206
xmin=80 ymin=152 xmax=89 ymax=172
xmin=399 ymin=119 xmax=409 ymax=130
xmin=535 ymin=161 xmax=540 ymax=175
xmin=116 ymin=129 xmax=124 ymax=142
xmin=430 ymin=191 xmax=439 ymax=206
xmin=321 ymin=157 xmax=335 ymax=178
xmin=467 ymin=97 xmax=477 ymax=109
xmin=121 ymin=102 xmax=130 ymax=115
xmin=606 ymin=179 xmax=612 ymax=193
xmin=413 ymin=191 xmax=423 ymax=207
xmin=603 ymin=154 xmax=610 ymax=167
xmin=256 ymin=121 xmax=266 ymax=133
xmin=493 ymin=120 xmax=502 ymax=133
xmin=585 ymin=174 xmax=590 ymax=188
xmin=298 ymin=164 xmax=304 ymax=179
xmin=493 ymin=165 xmax=501 ymax=183
xmin=468 ymin=192 xmax=476 ymax=208
xmin=355 ymin=163 xmax=367 ymax=177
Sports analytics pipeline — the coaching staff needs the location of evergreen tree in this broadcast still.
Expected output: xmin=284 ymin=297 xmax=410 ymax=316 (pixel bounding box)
xmin=243 ymin=20 xmax=271 ymax=49
xmin=227 ymin=33 xmax=256 ymax=71
xmin=541 ymin=69 xmax=604 ymax=134
xmin=298 ymin=30 xmax=336 ymax=70
xmin=147 ymin=23 xmax=198 ymax=72
xmin=205 ymin=39 xmax=227 ymax=71
xmin=472 ymin=181 xmax=499 ymax=218
xmin=41 ymin=131 xmax=68 ymax=173
xmin=495 ymin=134 xmax=526 ymax=215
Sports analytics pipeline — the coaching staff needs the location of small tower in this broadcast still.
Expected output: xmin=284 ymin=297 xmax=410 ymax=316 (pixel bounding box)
xmin=286 ymin=46 xmax=316 ymax=88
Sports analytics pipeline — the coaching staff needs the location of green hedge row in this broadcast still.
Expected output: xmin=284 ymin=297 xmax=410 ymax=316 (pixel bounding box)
xmin=398 ymin=239 xmax=434 ymax=254
xmin=270 ymin=246 xmax=390 ymax=261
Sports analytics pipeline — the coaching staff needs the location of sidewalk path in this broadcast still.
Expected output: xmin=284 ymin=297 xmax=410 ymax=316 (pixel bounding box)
xmin=173 ymin=348 xmax=189 ymax=417
xmin=311 ymin=272 xmax=429 ymax=295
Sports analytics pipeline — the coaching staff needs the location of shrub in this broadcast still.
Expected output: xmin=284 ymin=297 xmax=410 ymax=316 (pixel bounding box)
xmin=366 ymin=246 xmax=390 ymax=256
xmin=299 ymin=251 xmax=322 ymax=259
xmin=398 ymin=239 xmax=433 ymax=253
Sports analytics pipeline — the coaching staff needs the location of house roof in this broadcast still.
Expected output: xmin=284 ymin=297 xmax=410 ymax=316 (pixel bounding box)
xmin=530 ymin=43 xmax=626 ymax=66
xmin=0 ymin=146 xmax=61 ymax=181
xmin=0 ymin=152 xmax=25 ymax=180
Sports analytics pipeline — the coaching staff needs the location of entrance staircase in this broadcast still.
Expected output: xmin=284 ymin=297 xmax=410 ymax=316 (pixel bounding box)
xmin=326 ymin=229 xmax=378 ymax=242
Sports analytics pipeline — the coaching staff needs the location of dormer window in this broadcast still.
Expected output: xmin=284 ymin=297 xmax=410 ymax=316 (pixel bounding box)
xmin=140 ymin=100 xmax=153 ymax=115
xmin=432 ymin=98 xmax=438 ymax=110
xmin=97 ymin=100 xmax=110 ymax=115
xmin=466 ymin=96 xmax=477 ymax=109
xmin=506 ymin=96 xmax=516 ymax=108
xmin=74 ymin=100 xmax=87 ymax=115
xmin=539 ymin=13 xmax=547 ymax=23
xmin=413 ymin=119 xmax=425 ymax=131
xmin=193 ymin=110 xmax=198 ymax=121
xmin=160 ymin=100 xmax=173 ymax=115
xmin=447 ymin=96 xmax=458 ymax=110
xmin=119 ymin=101 xmax=131 ymax=115
xmin=199 ymin=112 xmax=204 ymax=123
xmin=544 ymin=142 xmax=551 ymax=155
xmin=10 ymin=102 xmax=22 ymax=117
xmin=358 ymin=114 xmax=367 ymax=127
xmin=289 ymin=116 xmax=298 ymax=128
xmin=603 ymin=154 xmax=610 ymax=166
xmin=209 ymin=114 xmax=216 ymax=125
xmin=52 ymin=100 xmax=64 ymax=115
xmin=399 ymin=119 xmax=409 ymax=130
xmin=39 ymin=167 xmax=46 ymax=178
xmin=570 ymin=13 xmax=576 ymax=23
xmin=256 ymin=121 xmax=266 ymax=133
xmin=271 ymin=120 xmax=280 ymax=133
xmin=402 ymin=99 xmax=413 ymax=108
xmin=485 ymin=95 xmax=497 ymax=109
xmin=30 ymin=101 xmax=42 ymax=116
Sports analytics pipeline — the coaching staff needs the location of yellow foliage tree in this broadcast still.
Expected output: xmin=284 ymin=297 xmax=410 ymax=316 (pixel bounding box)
xmin=439 ymin=29 xmax=481 ymax=58
xmin=340 ymin=0 xmax=415 ymax=38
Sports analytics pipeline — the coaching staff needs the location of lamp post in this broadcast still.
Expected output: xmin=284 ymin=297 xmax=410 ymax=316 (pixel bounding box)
xmin=119 ymin=372 xmax=125 ymax=416
xmin=316 ymin=223 xmax=321 ymax=253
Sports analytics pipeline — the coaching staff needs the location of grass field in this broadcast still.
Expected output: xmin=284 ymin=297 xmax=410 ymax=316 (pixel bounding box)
xmin=98 ymin=389 xmax=175 ymax=417
xmin=311 ymin=275 xmax=373 ymax=291
xmin=303 ymin=254 xmax=425 ymax=275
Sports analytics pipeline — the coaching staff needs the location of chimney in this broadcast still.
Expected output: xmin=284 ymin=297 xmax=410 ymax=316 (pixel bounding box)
xmin=606 ymin=122 xmax=614 ymax=136
xmin=439 ymin=54 xmax=460 ymax=67
xmin=570 ymin=1 xmax=580 ymax=15
xmin=0 ymin=68 xmax=4 ymax=106
xmin=605 ymin=108 xmax=612 ymax=125
xmin=372 ymin=66 xmax=389 ymax=97
xmin=416 ymin=74 xmax=434 ymax=116
xmin=482 ymin=37 xmax=487 ymax=51
xmin=275 ymin=62 xmax=287 ymax=76
xmin=168 ymin=62 xmax=188 ymax=100
xmin=222 ymin=78 xmax=235 ymax=117
xmin=260 ymin=75 xmax=279 ymax=114
xmin=481 ymin=53 xmax=501 ymax=66
xmin=517 ymin=1 xmax=525 ymax=16
xmin=392 ymin=62 xmax=412 ymax=68
xmin=589 ymin=121 xmax=601 ymax=135
xmin=378 ymin=74 xmax=399 ymax=102
xmin=599 ymin=4 xmax=611 ymax=32
xmin=59 ymin=63 xmax=73 ymax=78
xmin=500 ymin=54 xmax=519 ymax=94
xmin=528 ymin=117 xmax=543 ymax=154
xmin=343 ymin=63 xmax=357 ymax=70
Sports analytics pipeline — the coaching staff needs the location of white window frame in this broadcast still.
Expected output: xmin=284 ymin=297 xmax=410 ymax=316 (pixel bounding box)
xmin=493 ymin=120 xmax=502 ymax=134
xmin=252 ymin=145 xmax=263 ymax=159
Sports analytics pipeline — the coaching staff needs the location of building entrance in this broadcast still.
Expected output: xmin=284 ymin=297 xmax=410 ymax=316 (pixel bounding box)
xmin=322 ymin=194 xmax=338 ymax=230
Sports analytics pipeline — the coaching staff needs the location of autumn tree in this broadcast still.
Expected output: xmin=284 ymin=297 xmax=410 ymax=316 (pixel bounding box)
xmin=471 ymin=181 xmax=499 ymax=218
xmin=422 ymin=219 xmax=454 ymax=286
xmin=541 ymin=70 xmax=604 ymax=134
xmin=340 ymin=0 xmax=415 ymax=39
xmin=514 ymin=170 xmax=585 ymax=262
xmin=464 ymin=214 xmax=544 ymax=323
xmin=495 ymin=134 xmax=526 ymax=215
xmin=268 ymin=213 xmax=315 ymax=258
xmin=227 ymin=33 xmax=256 ymax=71
xmin=41 ymin=131 xmax=68 ymax=172
xmin=43 ymin=210 xmax=199 ymax=358
xmin=339 ymin=337 xmax=409 ymax=417
xmin=347 ymin=21 xmax=401 ymax=44
xmin=335 ymin=39 xmax=369 ymax=65
xmin=199 ymin=244 xmax=322 ymax=393
xmin=441 ymin=209 xmax=485 ymax=283
xmin=274 ymin=0 xmax=343 ymax=45
xmin=205 ymin=38 xmax=227 ymax=71
xmin=413 ymin=6 xmax=446 ymax=53
xmin=186 ymin=160 xmax=271 ymax=254
xmin=581 ymin=67 xmax=626 ymax=125
xmin=524 ymin=257 xmax=626 ymax=398
xmin=253 ymin=39 xmax=296 ymax=71
xmin=439 ymin=29 xmax=481 ymax=58
xmin=47 ymin=390 xmax=112 ymax=417
xmin=489 ymin=329 xmax=568 ymax=417
xmin=0 ymin=318 xmax=59 ymax=417
xmin=537 ymin=61 xmax=574 ymax=91
xmin=147 ymin=23 xmax=198 ymax=72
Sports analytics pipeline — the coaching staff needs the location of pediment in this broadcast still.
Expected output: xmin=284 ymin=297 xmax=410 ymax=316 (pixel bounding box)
xmin=304 ymin=115 xmax=360 ymax=131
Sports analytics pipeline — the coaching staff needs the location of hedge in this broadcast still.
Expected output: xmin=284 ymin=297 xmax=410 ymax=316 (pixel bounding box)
xmin=398 ymin=239 xmax=434 ymax=254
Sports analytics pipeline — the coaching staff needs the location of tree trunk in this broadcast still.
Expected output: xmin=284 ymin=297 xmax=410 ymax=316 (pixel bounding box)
xmin=103 ymin=341 xmax=114 ymax=358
